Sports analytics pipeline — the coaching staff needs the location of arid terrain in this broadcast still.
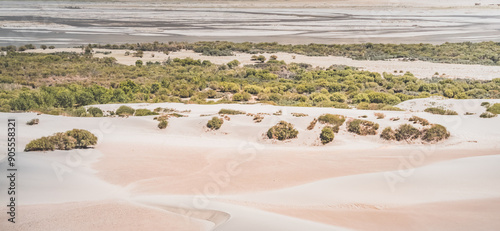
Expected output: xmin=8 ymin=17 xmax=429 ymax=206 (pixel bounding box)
xmin=1 ymin=98 xmax=500 ymax=230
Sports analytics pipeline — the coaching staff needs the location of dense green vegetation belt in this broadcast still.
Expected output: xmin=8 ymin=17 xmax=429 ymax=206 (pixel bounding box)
xmin=0 ymin=49 xmax=499 ymax=115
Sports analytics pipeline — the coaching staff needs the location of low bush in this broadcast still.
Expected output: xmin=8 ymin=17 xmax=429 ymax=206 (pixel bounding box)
xmin=207 ymin=117 xmax=224 ymax=130
xmin=116 ymin=105 xmax=135 ymax=116
xmin=424 ymin=107 xmax=458 ymax=115
xmin=232 ymin=92 xmax=252 ymax=101
xmin=380 ymin=127 xmax=395 ymax=140
xmin=291 ymin=113 xmax=308 ymax=117
xmin=24 ymin=136 xmax=54 ymax=151
xmin=481 ymin=102 xmax=490 ymax=108
xmin=307 ymin=118 xmax=317 ymax=130
xmin=87 ymin=107 xmax=103 ymax=117
xmin=134 ymin=108 xmax=159 ymax=116
xmin=347 ymin=119 xmax=379 ymax=135
xmin=65 ymin=129 xmax=98 ymax=148
xmin=158 ymin=120 xmax=168 ymax=129
xmin=480 ymin=112 xmax=497 ymax=118
xmin=320 ymin=127 xmax=335 ymax=144
xmin=267 ymin=121 xmax=299 ymax=141
xmin=318 ymin=114 xmax=345 ymax=133
xmin=218 ymin=109 xmax=245 ymax=115
xmin=409 ymin=116 xmax=430 ymax=126
xmin=394 ymin=124 xmax=421 ymax=142
xmin=27 ymin=118 xmax=39 ymax=125
xmin=49 ymin=132 xmax=76 ymax=150
xmin=357 ymin=103 xmax=403 ymax=111
xmin=422 ymin=124 xmax=450 ymax=142
xmin=374 ymin=113 xmax=385 ymax=119
xmin=24 ymin=129 xmax=97 ymax=151
xmin=486 ymin=103 xmax=500 ymax=114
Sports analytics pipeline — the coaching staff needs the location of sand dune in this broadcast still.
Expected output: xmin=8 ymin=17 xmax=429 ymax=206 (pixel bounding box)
xmin=1 ymin=98 xmax=500 ymax=230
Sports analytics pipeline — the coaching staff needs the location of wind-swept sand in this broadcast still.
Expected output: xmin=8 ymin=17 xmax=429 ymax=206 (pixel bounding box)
xmin=1 ymin=98 xmax=500 ymax=230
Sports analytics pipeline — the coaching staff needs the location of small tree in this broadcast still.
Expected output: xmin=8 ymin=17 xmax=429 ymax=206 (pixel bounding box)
xmin=227 ymin=59 xmax=240 ymax=69
xmin=41 ymin=45 xmax=47 ymax=50
xmin=380 ymin=127 xmax=395 ymax=140
xmin=116 ymin=105 xmax=135 ymax=116
xmin=320 ymin=127 xmax=334 ymax=144
xmin=135 ymin=60 xmax=143 ymax=67
xmin=207 ymin=117 xmax=224 ymax=130
xmin=87 ymin=107 xmax=103 ymax=117
xmin=267 ymin=121 xmax=298 ymax=141
xmin=257 ymin=55 xmax=266 ymax=63
xmin=270 ymin=55 xmax=278 ymax=60
xmin=48 ymin=46 xmax=55 ymax=49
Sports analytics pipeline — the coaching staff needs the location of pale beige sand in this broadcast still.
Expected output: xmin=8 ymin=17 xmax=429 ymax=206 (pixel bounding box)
xmin=260 ymin=198 xmax=500 ymax=231
xmin=1 ymin=200 xmax=212 ymax=231
xmin=28 ymin=48 xmax=500 ymax=80
xmin=1 ymin=98 xmax=499 ymax=230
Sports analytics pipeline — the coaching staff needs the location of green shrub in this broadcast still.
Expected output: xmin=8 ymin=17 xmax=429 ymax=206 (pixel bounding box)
xmin=394 ymin=124 xmax=421 ymax=142
xmin=233 ymin=92 xmax=252 ymax=101
xmin=480 ymin=112 xmax=497 ymax=118
xmin=27 ymin=118 xmax=39 ymax=125
xmin=347 ymin=119 xmax=379 ymax=135
xmin=380 ymin=127 xmax=395 ymax=140
xmin=481 ymin=102 xmax=490 ymax=108
xmin=24 ymin=136 xmax=54 ymax=151
xmin=422 ymin=124 xmax=450 ymax=142
xmin=267 ymin=121 xmax=299 ymax=141
xmin=318 ymin=114 xmax=345 ymax=126
xmin=158 ymin=120 xmax=168 ymax=129
xmin=318 ymin=114 xmax=345 ymax=133
xmin=424 ymin=107 xmax=458 ymax=115
xmin=218 ymin=109 xmax=245 ymax=115
xmin=116 ymin=105 xmax=135 ymax=116
xmin=65 ymin=129 xmax=98 ymax=148
xmin=207 ymin=117 xmax=224 ymax=130
xmin=409 ymin=116 xmax=430 ymax=126
xmin=87 ymin=107 xmax=103 ymax=117
xmin=134 ymin=108 xmax=159 ymax=116
xmin=291 ymin=113 xmax=308 ymax=117
xmin=49 ymin=132 xmax=76 ymax=150
xmin=24 ymin=129 xmax=97 ymax=151
xmin=320 ymin=127 xmax=335 ymax=144
xmin=486 ymin=103 xmax=500 ymax=114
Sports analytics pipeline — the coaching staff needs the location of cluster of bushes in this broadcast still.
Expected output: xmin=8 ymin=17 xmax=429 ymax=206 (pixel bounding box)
xmin=381 ymin=123 xmax=450 ymax=143
xmin=24 ymin=129 xmax=97 ymax=151
xmin=88 ymin=41 xmax=500 ymax=66
xmin=134 ymin=108 xmax=158 ymax=116
xmin=218 ymin=109 xmax=245 ymax=115
xmin=207 ymin=117 xmax=224 ymax=130
xmin=267 ymin=121 xmax=299 ymax=141
xmin=116 ymin=105 xmax=135 ymax=116
xmin=347 ymin=119 xmax=379 ymax=135
xmin=318 ymin=114 xmax=345 ymax=133
xmin=424 ymin=107 xmax=458 ymax=115
xmin=2 ymin=49 xmax=500 ymax=115
xmin=409 ymin=116 xmax=430 ymax=126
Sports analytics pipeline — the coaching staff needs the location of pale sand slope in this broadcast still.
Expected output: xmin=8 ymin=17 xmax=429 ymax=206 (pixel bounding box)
xmin=1 ymin=98 xmax=500 ymax=230
xmin=28 ymin=48 xmax=500 ymax=80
